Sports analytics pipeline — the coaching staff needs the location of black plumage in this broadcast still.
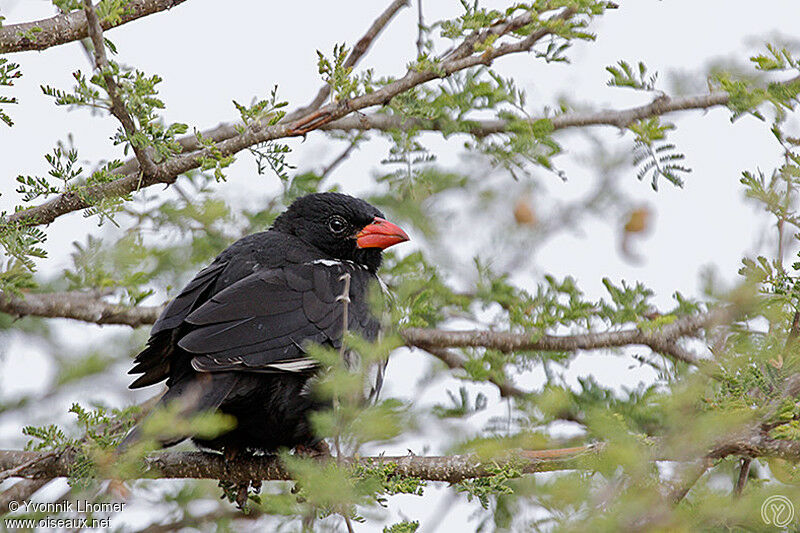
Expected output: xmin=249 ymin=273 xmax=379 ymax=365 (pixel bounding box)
xmin=121 ymin=192 xmax=409 ymax=453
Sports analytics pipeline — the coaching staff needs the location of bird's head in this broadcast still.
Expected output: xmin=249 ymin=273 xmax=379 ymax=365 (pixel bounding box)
xmin=272 ymin=192 xmax=409 ymax=271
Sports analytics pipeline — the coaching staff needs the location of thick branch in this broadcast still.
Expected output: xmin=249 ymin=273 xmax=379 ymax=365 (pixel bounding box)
xmin=0 ymin=0 xmax=188 ymax=54
xmin=1 ymin=425 xmax=799 ymax=484
xmin=320 ymin=76 xmax=799 ymax=134
xmin=1 ymin=5 xmax=576 ymax=229
xmin=0 ymin=291 xmax=161 ymax=327
xmin=707 ymin=427 xmax=800 ymax=461
xmin=0 ymin=290 xmax=724 ymax=372
xmin=0 ymin=446 xmax=596 ymax=483
xmin=402 ymin=309 xmax=732 ymax=366
xmin=0 ymin=479 xmax=49 ymax=515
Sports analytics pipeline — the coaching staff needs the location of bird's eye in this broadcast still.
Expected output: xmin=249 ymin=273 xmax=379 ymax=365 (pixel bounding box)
xmin=328 ymin=215 xmax=347 ymax=234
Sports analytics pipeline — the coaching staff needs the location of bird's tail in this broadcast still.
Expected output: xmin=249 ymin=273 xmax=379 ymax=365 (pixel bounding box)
xmin=117 ymin=373 xmax=240 ymax=452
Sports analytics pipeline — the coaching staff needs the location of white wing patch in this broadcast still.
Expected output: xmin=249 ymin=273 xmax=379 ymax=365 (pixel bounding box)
xmin=190 ymin=356 xmax=318 ymax=373
xmin=310 ymin=259 xmax=342 ymax=267
xmin=309 ymin=259 xmax=366 ymax=270
xmin=264 ymin=358 xmax=319 ymax=372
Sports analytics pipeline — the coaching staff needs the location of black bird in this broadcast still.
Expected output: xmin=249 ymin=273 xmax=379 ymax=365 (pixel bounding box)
xmin=121 ymin=192 xmax=409 ymax=454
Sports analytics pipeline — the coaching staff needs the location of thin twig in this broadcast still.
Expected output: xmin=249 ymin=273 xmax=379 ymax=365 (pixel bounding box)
xmin=82 ymin=0 xmax=160 ymax=179
xmin=420 ymin=345 xmax=529 ymax=398
xmin=336 ymin=271 xmax=354 ymax=531
xmin=416 ymin=0 xmax=425 ymax=57
xmin=319 ymin=136 xmax=361 ymax=181
xmin=734 ymin=457 xmax=752 ymax=497
xmin=337 ymin=272 xmax=352 ymax=361
xmin=295 ymin=0 xmax=409 ymax=115
xmin=669 ymin=459 xmax=711 ymax=504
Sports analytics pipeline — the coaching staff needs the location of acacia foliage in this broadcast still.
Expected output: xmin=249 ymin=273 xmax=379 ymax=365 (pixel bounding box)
xmin=1 ymin=1 xmax=800 ymax=532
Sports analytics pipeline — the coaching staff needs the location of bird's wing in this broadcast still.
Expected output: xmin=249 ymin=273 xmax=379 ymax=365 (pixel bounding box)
xmin=128 ymin=260 xmax=228 ymax=389
xmin=178 ymin=261 xmax=380 ymax=373
xmin=151 ymin=261 xmax=228 ymax=335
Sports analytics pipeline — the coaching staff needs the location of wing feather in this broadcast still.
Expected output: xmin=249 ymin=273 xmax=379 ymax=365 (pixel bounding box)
xmin=178 ymin=262 xmax=378 ymax=373
xmin=128 ymin=261 xmax=228 ymax=389
xmin=150 ymin=261 xmax=227 ymax=335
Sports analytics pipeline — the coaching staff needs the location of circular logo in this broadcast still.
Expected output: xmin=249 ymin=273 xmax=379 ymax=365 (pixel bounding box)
xmin=762 ymin=495 xmax=795 ymax=528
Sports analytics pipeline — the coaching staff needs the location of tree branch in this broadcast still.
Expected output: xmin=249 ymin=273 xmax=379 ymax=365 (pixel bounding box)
xmin=316 ymin=92 xmax=730 ymax=134
xmin=419 ymin=345 xmax=529 ymax=398
xmin=0 ymin=424 xmax=798 ymax=485
xmin=0 ymin=0 xmax=189 ymax=54
xmin=110 ymin=74 xmax=800 ymax=184
xmin=1 ymin=4 xmax=579 ymax=229
xmin=318 ymin=136 xmax=361 ymax=181
xmin=0 ymin=445 xmax=596 ymax=484
xmin=0 ymin=290 xmax=725 ymax=369
xmin=0 ymin=288 xmax=727 ymax=380
xmin=402 ymin=309 xmax=732 ymax=366
xmin=0 ymin=393 xmax=160 ymax=513
xmin=0 ymin=290 xmax=161 ymax=327
xmin=296 ymin=0 xmax=409 ymax=116
xmin=0 ymin=479 xmax=49 ymax=515
xmin=83 ymin=0 xmax=159 ymax=179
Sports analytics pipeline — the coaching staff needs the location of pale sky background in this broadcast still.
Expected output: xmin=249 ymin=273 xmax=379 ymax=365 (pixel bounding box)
xmin=1 ymin=1 xmax=800 ymax=531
